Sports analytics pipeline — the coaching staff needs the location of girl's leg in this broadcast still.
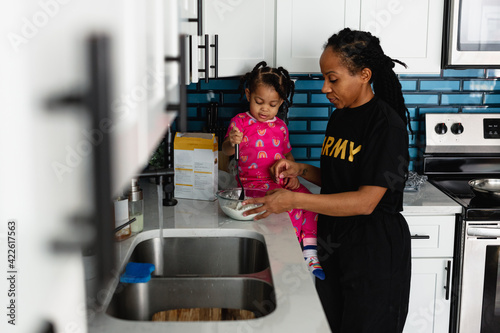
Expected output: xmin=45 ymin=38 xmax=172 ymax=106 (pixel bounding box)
xmin=292 ymin=184 xmax=325 ymax=280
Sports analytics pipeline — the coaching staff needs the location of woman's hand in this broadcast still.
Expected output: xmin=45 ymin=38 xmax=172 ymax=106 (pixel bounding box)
xmin=270 ymin=159 xmax=301 ymax=183
xmin=242 ymin=188 xmax=295 ymax=220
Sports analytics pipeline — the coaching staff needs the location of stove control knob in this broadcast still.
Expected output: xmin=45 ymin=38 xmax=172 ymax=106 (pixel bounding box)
xmin=435 ymin=123 xmax=447 ymax=135
xmin=451 ymin=122 xmax=464 ymax=135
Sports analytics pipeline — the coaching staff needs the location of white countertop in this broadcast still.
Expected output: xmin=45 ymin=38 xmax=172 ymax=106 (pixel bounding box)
xmin=88 ymin=180 xmax=330 ymax=333
xmin=402 ymin=181 xmax=462 ymax=216
xmin=87 ymin=178 xmax=460 ymax=333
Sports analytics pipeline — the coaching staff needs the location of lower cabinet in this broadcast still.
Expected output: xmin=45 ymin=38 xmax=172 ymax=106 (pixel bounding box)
xmin=404 ymin=214 xmax=456 ymax=333
xmin=404 ymin=258 xmax=452 ymax=333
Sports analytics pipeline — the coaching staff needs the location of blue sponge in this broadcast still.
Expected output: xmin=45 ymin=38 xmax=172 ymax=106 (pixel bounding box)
xmin=119 ymin=262 xmax=155 ymax=283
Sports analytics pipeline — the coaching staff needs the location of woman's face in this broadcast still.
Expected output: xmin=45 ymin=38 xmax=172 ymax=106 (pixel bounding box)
xmin=245 ymin=84 xmax=284 ymax=122
xmin=319 ymin=46 xmax=373 ymax=109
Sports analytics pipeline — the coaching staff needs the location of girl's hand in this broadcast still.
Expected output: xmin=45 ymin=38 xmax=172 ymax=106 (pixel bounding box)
xmin=242 ymin=188 xmax=295 ymax=220
xmin=229 ymin=127 xmax=243 ymax=146
xmin=284 ymin=177 xmax=300 ymax=190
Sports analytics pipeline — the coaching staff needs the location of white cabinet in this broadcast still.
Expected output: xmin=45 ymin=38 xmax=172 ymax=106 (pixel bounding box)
xmin=203 ymin=0 xmax=275 ymax=77
xmin=1 ymin=1 xmax=177 ymax=332
xmin=359 ymin=0 xmax=445 ymax=74
xmin=276 ymin=0 xmax=444 ymax=74
xmin=179 ymin=0 xmax=200 ymax=83
xmin=404 ymin=215 xmax=455 ymax=333
xmin=276 ymin=0 xmax=360 ymax=73
xmin=405 ymin=259 xmax=452 ymax=333
xmin=190 ymin=0 xmax=445 ymax=78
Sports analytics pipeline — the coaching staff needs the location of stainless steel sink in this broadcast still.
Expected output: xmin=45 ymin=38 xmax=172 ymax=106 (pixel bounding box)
xmin=128 ymin=235 xmax=270 ymax=276
xmin=105 ymin=231 xmax=275 ymax=321
xmin=106 ymin=277 xmax=276 ymax=321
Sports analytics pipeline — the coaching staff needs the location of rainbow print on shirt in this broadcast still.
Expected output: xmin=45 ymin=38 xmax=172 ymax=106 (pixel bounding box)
xmin=274 ymin=153 xmax=283 ymax=160
xmin=272 ymin=138 xmax=280 ymax=147
xmin=257 ymin=129 xmax=266 ymax=136
xmin=257 ymin=151 xmax=267 ymax=159
xmin=248 ymin=163 xmax=258 ymax=169
xmin=240 ymin=155 xmax=248 ymax=163
xmin=248 ymin=119 xmax=256 ymax=126
xmin=255 ymin=139 xmax=264 ymax=148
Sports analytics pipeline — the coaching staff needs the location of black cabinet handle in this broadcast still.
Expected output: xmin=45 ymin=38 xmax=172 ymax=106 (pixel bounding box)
xmin=198 ymin=34 xmax=209 ymax=83
xmin=188 ymin=0 xmax=203 ymax=36
xmin=178 ymin=35 xmax=187 ymax=132
xmin=444 ymin=260 xmax=451 ymax=300
xmin=188 ymin=35 xmax=193 ymax=83
xmin=165 ymin=35 xmax=187 ymax=132
xmin=210 ymin=34 xmax=218 ymax=78
xmin=88 ymin=34 xmax=114 ymax=292
xmin=411 ymin=234 xmax=430 ymax=240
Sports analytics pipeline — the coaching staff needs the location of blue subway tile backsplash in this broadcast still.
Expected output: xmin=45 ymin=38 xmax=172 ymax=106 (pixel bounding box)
xmin=289 ymin=107 xmax=329 ymax=118
xmin=184 ymin=69 xmax=500 ymax=172
xmin=463 ymin=80 xmax=500 ymax=91
xmin=420 ymin=80 xmax=461 ymax=91
xmin=441 ymin=93 xmax=483 ymax=105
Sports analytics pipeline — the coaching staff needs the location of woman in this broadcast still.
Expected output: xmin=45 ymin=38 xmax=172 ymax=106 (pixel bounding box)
xmin=243 ymin=28 xmax=412 ymax=333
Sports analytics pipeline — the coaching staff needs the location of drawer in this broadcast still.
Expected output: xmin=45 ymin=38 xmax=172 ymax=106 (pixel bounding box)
xmin=404 ymin=215 xmax=456 ymax=258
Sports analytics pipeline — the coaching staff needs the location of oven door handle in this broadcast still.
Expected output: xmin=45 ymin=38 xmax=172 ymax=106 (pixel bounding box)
xmin=468 ymin=227 xmax=500 ymax=238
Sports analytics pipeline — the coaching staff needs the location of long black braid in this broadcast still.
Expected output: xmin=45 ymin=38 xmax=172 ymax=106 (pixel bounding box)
xmin=238 ymin=61 xmax=295 ymax=124
xmin=325 ymin=28 xmax=413 ymax=134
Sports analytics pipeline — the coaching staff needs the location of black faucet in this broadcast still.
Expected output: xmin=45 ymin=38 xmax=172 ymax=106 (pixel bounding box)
xmin=136 ymin=168 xmax=177 ymax=206
xmin=137 ymin=126 xmax=178 ymax=206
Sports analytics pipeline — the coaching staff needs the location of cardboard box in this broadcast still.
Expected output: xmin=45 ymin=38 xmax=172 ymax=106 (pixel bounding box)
xmin=174 ymin=132 xmax=218 ymax=201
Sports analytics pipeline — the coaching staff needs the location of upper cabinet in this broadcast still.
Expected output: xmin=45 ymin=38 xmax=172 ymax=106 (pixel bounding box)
xmin=195 ymin=0 xmax=445 ymax=78
xmin=276 ymin=0 xmax=360 ymax=73
xmin=277 ymin=0 xmax=444 ymax=74
xmin=359 ymin=0 xmax=445 ymax=74
xmin=204 ymin=0 xmax=275 ymax=77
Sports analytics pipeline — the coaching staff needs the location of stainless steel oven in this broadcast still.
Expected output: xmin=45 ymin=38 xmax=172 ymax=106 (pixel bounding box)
xmin=461 ymin=222 xmax=500 ymax=332
xmin=443 ymin=0 xmax=500 ymax=68
xmin=423 ymin=113 xmax=500 ymax=333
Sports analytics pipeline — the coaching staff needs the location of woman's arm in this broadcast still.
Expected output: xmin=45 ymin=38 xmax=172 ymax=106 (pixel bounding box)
xmin=243 ymin=185 xmax=387 ymax=220
xmin=284 ymin=152 xmax=295 ymax=162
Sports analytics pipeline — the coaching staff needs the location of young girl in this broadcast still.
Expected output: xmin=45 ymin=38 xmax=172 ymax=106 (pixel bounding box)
xmin=221 ymin=62 xmax=325 ymax=280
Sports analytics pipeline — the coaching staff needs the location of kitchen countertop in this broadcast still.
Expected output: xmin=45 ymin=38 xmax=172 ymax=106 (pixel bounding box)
xmin=87 ymin=179 xmax=330 ymax=333
xmin=87 ymin=178 xmax=460 ymax=333
xmin=401 ymin=181 xmax=462 ymax=216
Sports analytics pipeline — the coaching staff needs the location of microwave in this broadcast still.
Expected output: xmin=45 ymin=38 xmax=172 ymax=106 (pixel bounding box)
xmin=443 ymin=0 xmax=500 ymax=68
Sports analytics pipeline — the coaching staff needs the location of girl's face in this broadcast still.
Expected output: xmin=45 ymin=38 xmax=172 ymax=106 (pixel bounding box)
xmin=245 ymin=84 xmax=284 ymax=122
xmin=319 ymin=46 xmax=373 ymax=109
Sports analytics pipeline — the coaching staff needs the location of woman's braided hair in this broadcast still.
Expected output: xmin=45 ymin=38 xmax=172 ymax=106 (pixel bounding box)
xmin=325 ymin=28 xmax=412 ymax=133
xmin=238 ymin=61 xmax=295 ymax=124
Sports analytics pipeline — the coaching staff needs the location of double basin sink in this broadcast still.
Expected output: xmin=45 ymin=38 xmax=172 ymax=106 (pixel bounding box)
xmin=106 ymin=229 xmax=275 ymax=322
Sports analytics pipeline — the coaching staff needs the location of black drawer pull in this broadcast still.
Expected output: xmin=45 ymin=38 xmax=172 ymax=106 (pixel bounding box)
xmin=411 ymin=234 xmax=430 ymax=240
xmin=444 ymin=260 xmax=451 ymax=301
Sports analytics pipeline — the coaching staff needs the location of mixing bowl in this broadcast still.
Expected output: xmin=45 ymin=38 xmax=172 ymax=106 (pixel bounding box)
xmin=216 ymin=188 xmax=267 ymax=220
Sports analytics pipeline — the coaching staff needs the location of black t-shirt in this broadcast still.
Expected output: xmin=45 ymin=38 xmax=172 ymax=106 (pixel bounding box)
xmin=319 ymin=96 xmax=409 ymax=218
